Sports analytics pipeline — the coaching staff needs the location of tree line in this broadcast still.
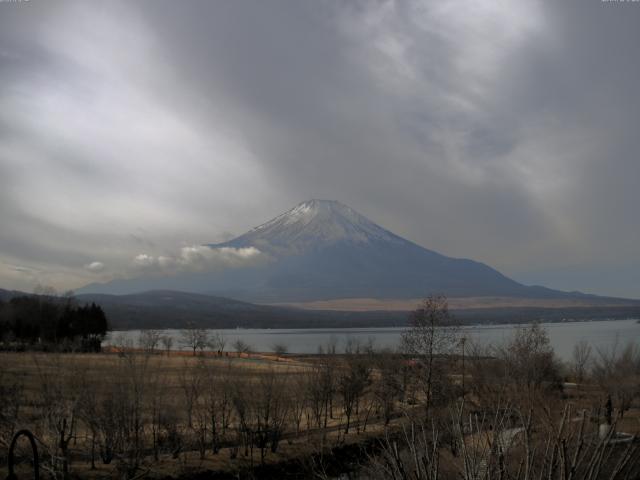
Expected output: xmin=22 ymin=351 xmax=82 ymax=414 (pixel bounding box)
xmin=0 ymin=290 xmax=108 ymax=352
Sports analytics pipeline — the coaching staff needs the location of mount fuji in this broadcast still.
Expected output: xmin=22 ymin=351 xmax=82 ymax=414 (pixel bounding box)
xmin=78 ymin=200 xmax=587 ymax=302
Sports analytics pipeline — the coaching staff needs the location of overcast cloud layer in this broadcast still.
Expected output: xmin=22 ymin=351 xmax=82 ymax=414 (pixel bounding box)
xmin=0 ymin=0 xmax=639 ymax=298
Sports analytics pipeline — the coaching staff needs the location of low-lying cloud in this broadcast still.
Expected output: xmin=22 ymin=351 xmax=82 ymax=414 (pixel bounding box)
xmin=132 ymin=246 xmax=266 ymax=276
xmin=84 ymin=261 xmax=105 ymax=272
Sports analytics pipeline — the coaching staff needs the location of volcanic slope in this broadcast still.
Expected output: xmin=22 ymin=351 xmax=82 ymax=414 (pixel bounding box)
xmin=79 ymin=200 xmax=596 ymax=303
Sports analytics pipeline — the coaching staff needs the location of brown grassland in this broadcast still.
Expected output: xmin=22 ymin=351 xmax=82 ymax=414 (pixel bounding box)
xmin=1 ymin=305 xmax=640 ymax=480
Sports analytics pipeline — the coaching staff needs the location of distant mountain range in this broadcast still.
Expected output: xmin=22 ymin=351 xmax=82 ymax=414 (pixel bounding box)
xmin=4 ymin=199 xmax=638 ymax=329
xmin=0 ymin=288 xmax=407 ymax=329
xmin=78 ymin=199 xmax=605 ymax=303
xmin=3 ymin=287 xmax=640 ymax=330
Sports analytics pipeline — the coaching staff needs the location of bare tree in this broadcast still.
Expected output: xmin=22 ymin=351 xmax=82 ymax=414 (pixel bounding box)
xmin=111 ymin=332 xmax=134 ymax=355
xmin=233 ymin=339 xmax=252 ymax=354
xmin=178 ymin=359 xmax=205 ymax=429
xmin=229 ymin=369 xmax=291 ymax=465
xmin=191 ymin=375 xmax=210 ymax=460
xmin=498 ymin=323 xmax=562 ymax=403
xmin=271 ymin=343 xmax=288 ymax=357
xmin=372 ymin=351 xmax=404 ymax=425
xmin=160 ymin=335 xmax=173 ymax=355
xmin=464 ymin=340 xmax=506 ymax=406
xmin=367 ymin=402 xmax=640 ymax=480
xmin=209 ymin=331 xmax=226 ymax=353
xmin=306 ymin=364 xmax=333 ymax=430
xmin=338 ymin=349 xmax=371 ymax=434
xmin=35 ymin=354 xmax=83 ymax=478
xmin=203 ymin=360 xmax=235 ymax=454
xmin=158 ymin=410 xmax=183 ymax=460
xmin=571 ymin=339 xmax=592 ymax=383
xmin=92 ymin=378 xmax=122 ymax=465
xmin=230 ymin=376 xmax=253 ymax=461
xmin=180 ymin=324 xmax=210 ymax=356
xmin=0 ymin=369 xmax=23 ymax=464
xmin=138 ymin=329 xmax=161 ymax=354
xmin=145 ymin=356 xmax=167 ymax=462
xmin=289 ymin=372 xmax=308 ymax=435
xmin=85 ymin=354 xmax=153 ymax=473
xmin=592 ymin=341 xmax=640 ymax=418
xmin=401 ymin=295 xmax=459 ymax=413
xmin=77 ymin=375 xmax=100 ymax=470
xmin=254 ymin=369 xmax=289 ymax=461
xmin=117 ymin=352 xmax=151 ymax=477
xmin=317 ymin=335 xmax=339 ymax=355
xmin=178 ymin=359 xmax=218 ymax=461
xmin=306 ymin=361 xmax=336 ymax=432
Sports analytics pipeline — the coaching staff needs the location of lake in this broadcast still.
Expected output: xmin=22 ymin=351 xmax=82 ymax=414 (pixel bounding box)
xmin=105 ymin=318 xmax=640 ymax=361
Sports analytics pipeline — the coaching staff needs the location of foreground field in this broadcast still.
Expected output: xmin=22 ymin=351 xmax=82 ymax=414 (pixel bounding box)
xmin=2 ymin=320 xmax=640 ymax=479
xmin=0 ymin=349 xmax=418 ymax=479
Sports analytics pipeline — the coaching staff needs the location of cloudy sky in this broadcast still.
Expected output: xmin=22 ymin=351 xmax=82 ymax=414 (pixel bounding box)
xmin=0 ymin=0 xmax=639 ymax=298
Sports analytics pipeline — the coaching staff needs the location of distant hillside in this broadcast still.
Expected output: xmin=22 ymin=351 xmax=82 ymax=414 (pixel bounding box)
xmin=64 ymin=291 xmax=640 ymax=329
xmin=3 ymin=288 xmax=640 ymax=329
xmin=75 ymin=290 xmax=408 ymax=329
xmin=0 ymin=288 xmax=20 ymax=302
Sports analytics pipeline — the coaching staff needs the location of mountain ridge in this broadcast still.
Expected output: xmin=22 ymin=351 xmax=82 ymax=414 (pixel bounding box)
xmin=77 ymin=200 xmax=616 ymax=303
xmin=3 ymin=287 xmax=640 ymax=330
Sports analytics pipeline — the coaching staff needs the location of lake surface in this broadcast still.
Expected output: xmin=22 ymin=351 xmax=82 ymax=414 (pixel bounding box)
xmin=106 ymin=318 xmax=640 ymax=361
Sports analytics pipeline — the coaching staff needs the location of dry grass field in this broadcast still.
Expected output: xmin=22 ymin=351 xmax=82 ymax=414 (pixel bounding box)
xmin=1 ymin=321 xmax=640 ymax=480
xmin=274 ymin=296 xmax=640 ymax=312
xmin=0 ymin=349 xmax=415 ymax=479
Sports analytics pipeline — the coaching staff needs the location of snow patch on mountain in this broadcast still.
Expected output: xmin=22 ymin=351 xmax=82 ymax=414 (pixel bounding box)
xmin=214 ymin=200 xmax=406 ymax=255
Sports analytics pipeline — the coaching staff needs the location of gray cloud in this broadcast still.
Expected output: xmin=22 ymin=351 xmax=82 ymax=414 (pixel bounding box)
xmin=0 ymin=0 xmax=639 ymax=297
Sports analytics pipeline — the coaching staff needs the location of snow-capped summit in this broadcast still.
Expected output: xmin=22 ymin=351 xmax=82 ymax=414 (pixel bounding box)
xmin=79 ymin=199 xmax=572 ymax=302
xmin=215 ymin=200 xmax=403 ymax=255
